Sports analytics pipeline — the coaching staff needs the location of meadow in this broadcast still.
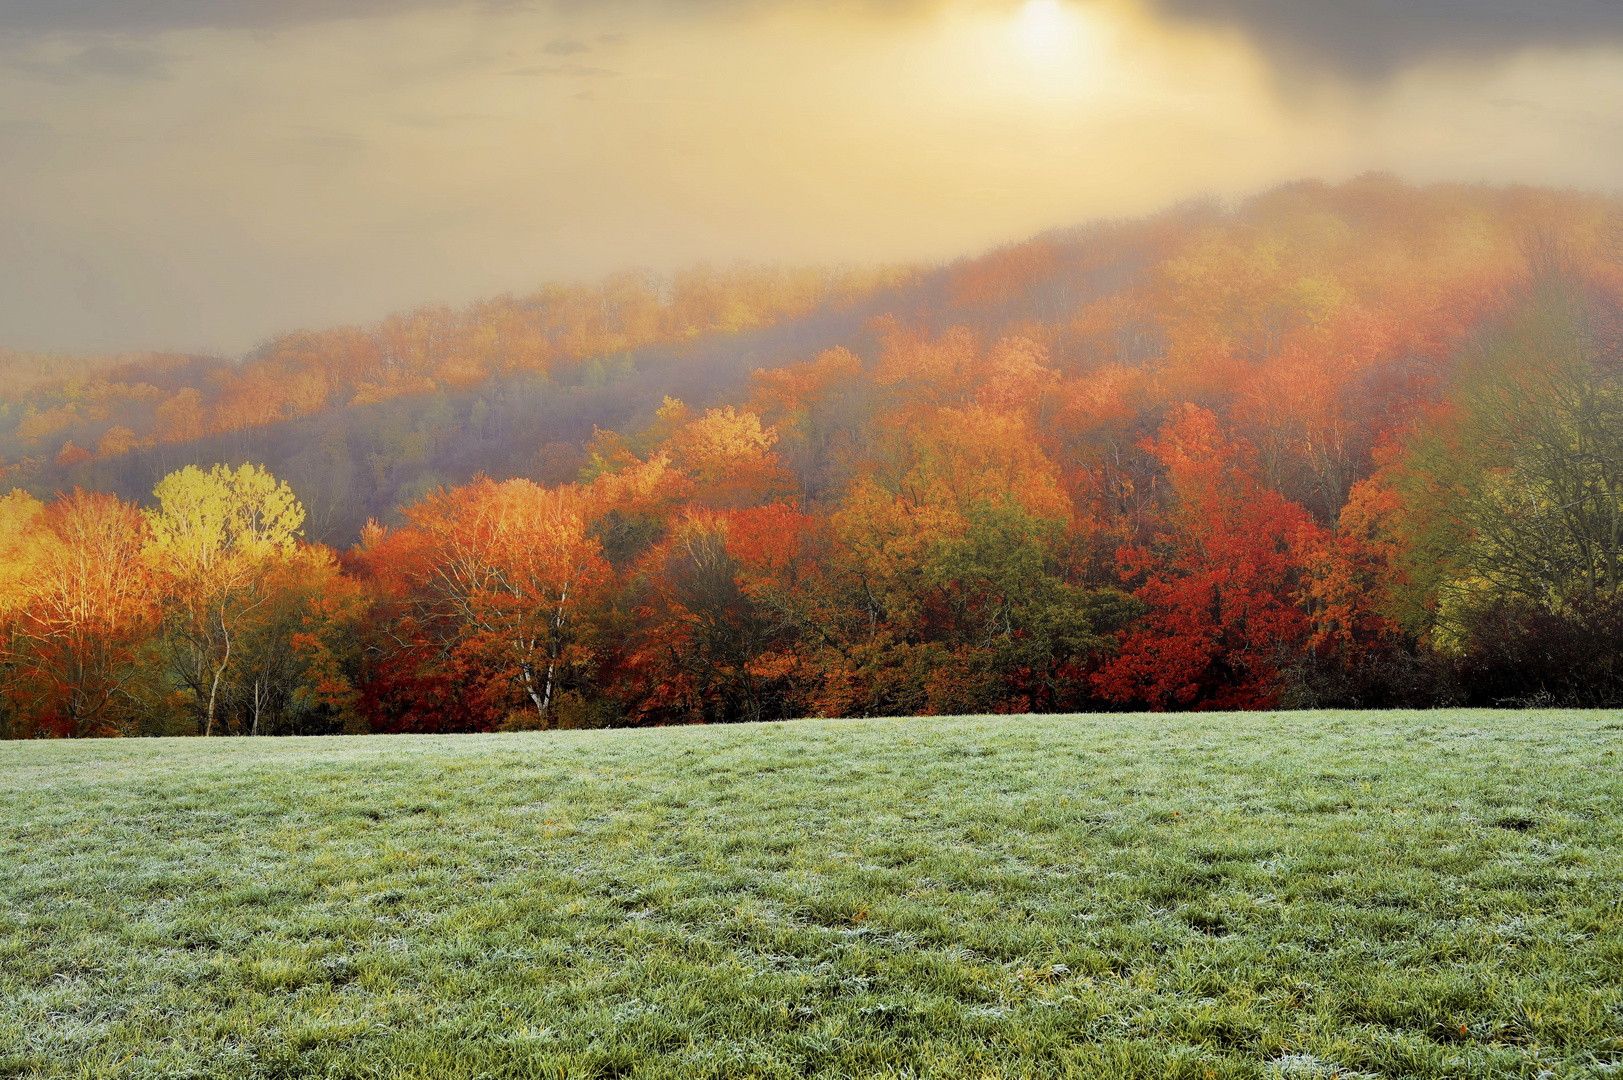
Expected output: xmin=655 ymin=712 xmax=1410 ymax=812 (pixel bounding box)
xmin=2 ymin=710 xmax=1621 ymax=1079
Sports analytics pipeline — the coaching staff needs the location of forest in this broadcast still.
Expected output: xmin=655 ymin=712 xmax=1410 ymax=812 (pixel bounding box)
xmin=3 ymin=175 xmax=1622 ymax=737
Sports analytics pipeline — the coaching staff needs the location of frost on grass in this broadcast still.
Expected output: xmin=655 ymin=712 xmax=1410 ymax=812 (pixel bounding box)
xmin=1269 ymin=1053 xmax=1379 ymax=1079
xmin=1 ymin=709 xmax=1621 ymax=1079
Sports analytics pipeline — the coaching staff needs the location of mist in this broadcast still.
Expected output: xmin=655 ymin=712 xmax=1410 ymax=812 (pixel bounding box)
xmin=2 ymin=0 xmax=1620 ymax=354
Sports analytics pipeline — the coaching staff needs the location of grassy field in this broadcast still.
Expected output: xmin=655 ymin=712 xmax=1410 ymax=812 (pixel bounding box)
xmin=2 ymin=711 xmax=1621 ymax=1079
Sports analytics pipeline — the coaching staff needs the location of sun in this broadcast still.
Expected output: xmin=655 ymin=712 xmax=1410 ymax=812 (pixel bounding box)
xmin=1016 ymin=0 xmax=1071 ymax=57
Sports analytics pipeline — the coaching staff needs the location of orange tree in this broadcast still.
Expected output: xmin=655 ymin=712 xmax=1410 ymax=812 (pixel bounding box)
xmin=11 ymin=490 xmax=155 ymax=736
xmin=364 ymin=479 xmax=611 ymax=729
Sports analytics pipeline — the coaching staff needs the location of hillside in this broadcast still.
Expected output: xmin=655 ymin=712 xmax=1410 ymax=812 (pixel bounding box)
xmin=11 ymin=178 xmax=1612 ymax=545
xmin=0 ymin=264 xmax=916 ymax=541
xmin=4 ymin=710 xmax=1619 ymax=1076
xmin=4 ymin=175 xmax=1623 ymax=736
xmin=3 ymin=174 xmax=1582 ymax=538
xmin=9 ymin=293 xmax=937 ymax=546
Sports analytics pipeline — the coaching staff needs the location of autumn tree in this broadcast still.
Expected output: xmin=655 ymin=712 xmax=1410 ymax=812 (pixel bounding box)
xmin=0 ymin=491 xmax=49 ymax=737
xmin=623 ymin=505 xmax=831 ymax=724
xmin=629 ymin=513 xmax=759 ymax=722
xmin=10 ymin=490 xmax=155 ymax=736
xmin=747 ymin=347 xmax=872 ymax=500
xmin=1375 ymin=262 xmax=1623 ymax=650
xmin=146 ymin=463 xmax=306 ymax=736
xmin=1094 ymin=406 xmax=1320 ymax=710
xmin=221 ymin=547 xmax=367 ymax=735
xmin=664 ymin=404 xmax=797 ymax=509
xmin=388 ymin=479 xmax=611 ymax=726
xmin=813 ymin=405 xmax=1135 ymax=715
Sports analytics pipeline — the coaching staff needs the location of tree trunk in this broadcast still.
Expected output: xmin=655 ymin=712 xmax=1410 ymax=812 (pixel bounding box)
xmin=520 ymin=660 xmax=549 ymax=729
xmin=204 ymin=613 xmax=230 ymax=738
xmin=542 ymin=658 xmax=556 ymax=719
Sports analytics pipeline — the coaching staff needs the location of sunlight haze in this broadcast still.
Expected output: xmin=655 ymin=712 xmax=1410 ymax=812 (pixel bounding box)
xmin=2 ymin=0 xmax=1621 ymax=353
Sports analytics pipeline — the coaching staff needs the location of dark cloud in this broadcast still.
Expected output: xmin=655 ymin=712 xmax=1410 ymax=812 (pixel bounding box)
xmin=0 ymin=0 xmax=1618 ymax=82
xmin=1144 ymin=0 xmax=1623 ymax=79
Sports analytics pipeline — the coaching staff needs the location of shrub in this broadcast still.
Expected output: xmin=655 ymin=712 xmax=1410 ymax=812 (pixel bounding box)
xmin=1455 ymin=596 xmax=1623 ymax=707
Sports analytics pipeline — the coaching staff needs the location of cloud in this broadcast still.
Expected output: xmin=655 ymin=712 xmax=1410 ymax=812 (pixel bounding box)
xmin=0 ymin=0 xmax=534 ymax=37
xmin=1142 ymin=0 xmax=1623 ymax=80
xmin=392 ymin=111 xmax=496 ymax=128
xmin=2 ymin=0 xmax=1619 ymax=85
xmin=4 ymin=43 xmax=176 ymax=82
xmin=300 ymin=132 xmax=370 ymax=150
xmin=506 ymin=63 xmax=620 ymax=77
xmin=0 ymin=119 xmax=52 ymax=136
xmin=3 ymin=0 xmax=1622 ymax=355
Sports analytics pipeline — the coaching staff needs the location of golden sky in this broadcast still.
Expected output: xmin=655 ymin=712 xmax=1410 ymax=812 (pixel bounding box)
xmin=2 ymin=0 xmax=1621 ymax=354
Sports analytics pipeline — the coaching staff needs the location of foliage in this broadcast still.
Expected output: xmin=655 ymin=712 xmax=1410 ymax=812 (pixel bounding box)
xmin=1365 ymin=252 xmax=1623 ymax=649
xmin=358 ymin=479 xmax=610 ymax=730
xmin=145 ymin=464 xmax=308 ymax=735
xmin=4 ymin=490 xmax=153 ymax=737
xmin=6 ymin=179 xmax=1623 ymax=730
xmin=1094 ymin=406 xmax=1320 ymax=710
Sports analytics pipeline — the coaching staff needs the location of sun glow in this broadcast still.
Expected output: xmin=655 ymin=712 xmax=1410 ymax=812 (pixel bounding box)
xmin=9 ymin=0 xmax=1623 ymax=355
xmin=1016 ymin=0 xmax=1080 ymax=62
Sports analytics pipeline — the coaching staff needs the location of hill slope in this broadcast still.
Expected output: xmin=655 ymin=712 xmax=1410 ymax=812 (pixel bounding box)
xmin=6 ymin=175 xmax=1623 ymax=734
xmin=0 ymin=264 xmax=916 ymax=541
xmin=14 ymin=177 xmax=1619 ymax=542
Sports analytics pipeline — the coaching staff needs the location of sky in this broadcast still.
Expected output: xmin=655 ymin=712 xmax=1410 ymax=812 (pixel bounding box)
xmin=1 ymin=0 xmax=1621 ymax=356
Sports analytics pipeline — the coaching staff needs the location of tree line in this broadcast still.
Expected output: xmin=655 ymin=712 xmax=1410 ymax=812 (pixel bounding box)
xmin=4 ymin=176 xmax=1622 ymax=734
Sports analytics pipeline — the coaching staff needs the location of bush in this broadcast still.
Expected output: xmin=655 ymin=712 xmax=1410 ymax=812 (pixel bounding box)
xmin=1280 ymin=645 xmax=1460 ymax=710
xmin=1455 ymin=596 xmax=1623 ymax=707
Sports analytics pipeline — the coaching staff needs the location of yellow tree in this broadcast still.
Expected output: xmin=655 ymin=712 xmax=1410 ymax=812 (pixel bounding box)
xmin=0 ymin=491 xmax=48 ymax=621
xmin=663 ymin=405 xmax=795 ymax=508
xmin=145 ymin=463 xmax=305 ymax=736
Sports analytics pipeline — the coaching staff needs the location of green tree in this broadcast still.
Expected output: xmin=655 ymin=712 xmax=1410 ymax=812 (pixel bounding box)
xmin=925 ymin=501 xmax=1140 ymax=711
xmin=1396 ymin=262 xmax=1623 ymax=645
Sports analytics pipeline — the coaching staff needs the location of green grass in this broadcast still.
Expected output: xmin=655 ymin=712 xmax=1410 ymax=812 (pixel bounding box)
xmin=2 ymin=711 xmax=1622 ymax=1079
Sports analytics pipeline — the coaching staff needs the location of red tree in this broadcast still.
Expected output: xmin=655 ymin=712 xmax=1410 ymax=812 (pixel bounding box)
xmin=1094 ymin=406 xmax=1321 ymax=710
